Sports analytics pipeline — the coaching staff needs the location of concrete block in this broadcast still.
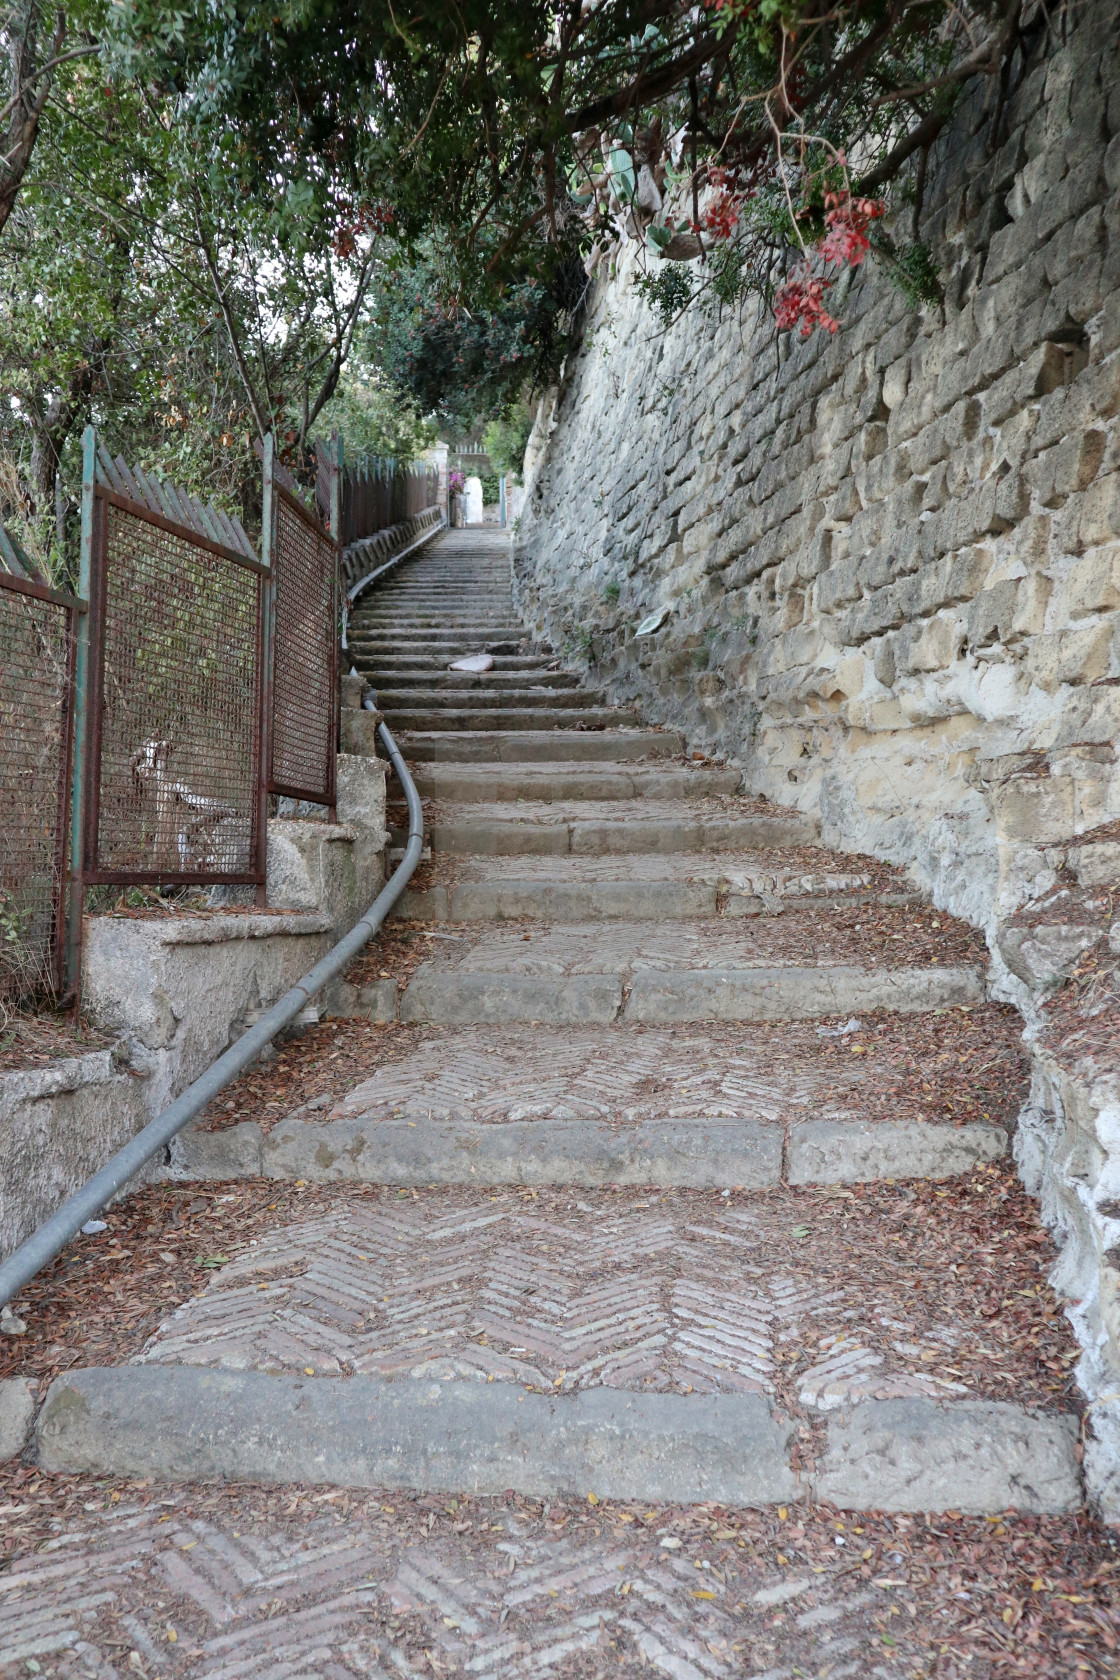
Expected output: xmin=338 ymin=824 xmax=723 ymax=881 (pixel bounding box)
xmin=1 ymin=1052 xmax=152 ymax=1260
xmin=81 ymin=911 xmax=334 ymax=1121
xmin=997 ymin=923 xmax=1102 ymax=989
xmin=0 ymin=1378 xmax=36 ymax=1460
xmin=1068 ymin=840 xmax=1120 ymax=887
xmin=262 ymin=1115 xmax=783 ymax=1189
xmin=788 ymin=1119 xmax=1006 ymax=1184
xmin=323 ymin=978 xmax=399 ymax=1021
xmin=36 ymin=1366 xmax=800 ymax=1506
xmin=992 ymin=776 xmax=1076 ymax=843
xmin=169 ymin=1120 xmax=264 ymax=1179
xmin=813 ymin=1399 xmax=1081 ymax=1515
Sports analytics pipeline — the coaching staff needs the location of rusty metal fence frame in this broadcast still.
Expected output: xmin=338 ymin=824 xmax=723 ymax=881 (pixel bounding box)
xmin=79 ymin=458 xmax=269 ymax=893
xmin=263 ymin=434 xmax=341 ymax=812
xmin=0 ymin=567 xmax=81 ymax=1001
xmin=1 ymin=424 xmax=416 ymax=1007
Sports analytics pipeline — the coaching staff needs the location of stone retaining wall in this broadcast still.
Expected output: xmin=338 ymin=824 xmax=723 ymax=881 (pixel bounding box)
xmin=514 ymin=2 xmax=1120 ymax=1511
xmin=0 ymin=754 xmax=388 ymax=1261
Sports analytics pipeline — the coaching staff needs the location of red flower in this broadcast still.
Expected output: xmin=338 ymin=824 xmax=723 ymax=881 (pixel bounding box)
xmin=771 ymin=190 xmax=884 ymax=337
xmin=773 ymin=273 xmax=840 ymax=338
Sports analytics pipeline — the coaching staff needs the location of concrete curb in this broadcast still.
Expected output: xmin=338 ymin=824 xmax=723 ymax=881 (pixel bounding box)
xmin=623 ymin=966 xmax=984 ymax=1022
xmin=397 ymin=730 xmax=686 ymax=763
xmin=410 ymin=767 xmax=744 ymax=802
xmin=788 ymin=1118 xmax=1006 ymax=1183
xmin=259 ymin=1115 xmax=784 ymax=1187
xmin=398 ymin=966 xmax=983 ymax=1025
xmin=400 ymin=974 xmax=624 ymax=1025
xmin=425 ymin=816 xmax=819 ymax=857
xmin=168 ymin=1112 xmax=1007 ymax=1188
xmin=33 ymin=1370 xmax=1082 ymax=1514
xmin=817 ymin=1398 xmax=1082 ymax=1515
xmin=34 ymin=1367 xmax=798 ymax=1505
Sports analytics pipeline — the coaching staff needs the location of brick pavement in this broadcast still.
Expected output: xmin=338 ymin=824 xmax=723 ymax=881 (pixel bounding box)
xmin=131 ymin=1186 xmax=1066 ymax=1416
xmin=393 ymin=915 xmax=981 ymax=977
xmin=322 ymin=1026 xmax=863 ymax=1127
xmin=0 ymin=1495 xmax=997 ymax=1679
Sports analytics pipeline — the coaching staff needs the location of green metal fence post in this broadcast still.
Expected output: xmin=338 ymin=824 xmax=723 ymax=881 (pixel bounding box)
xmin=65 ymin=426 xmax=96 ymax=1004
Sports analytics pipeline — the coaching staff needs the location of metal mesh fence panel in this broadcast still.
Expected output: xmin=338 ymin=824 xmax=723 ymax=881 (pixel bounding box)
xmin=87 ymin=493 xmax=264 ymax=883
xmin=269 ymin=486 xmax=338 ymax=806
xmin=0 ymin=578 xmax=73 ymax=1000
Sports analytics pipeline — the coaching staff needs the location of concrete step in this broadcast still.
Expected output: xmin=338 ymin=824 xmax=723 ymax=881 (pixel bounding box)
xmin=363 ymin=670 xmax=582 ymax=692
xmin=391 ymin=916 xmax=983 ymax=1026
xmin=397 ymin=728 xmax=684 ymax=762
xmin=397 ymin=807 xmax=819 ymax=854
xmin=379 ymin=706 xmax=640 ymax=731
xmin=44 ymin=1366 xmax=1079 ymax=1512
xmin=351 ymin=640 xmax=543 ymax=658
xmin=353 ymin=618 xmax=529 ymax=632
xmin=408 ymin=762 xmax=742 ymax=802
xmin=359 ymin=655 xmax=558 ymax=673
xmin=377 ymin=687 xmax=609 ymax=712
xmin=35 ymin=1184 xmax=1078 ymax=1511
xmin=355 ymin=629 xmax=527 ymax=642
xmin=396 ymin=849 xmax=916 ymax=922
xmin=396 ymin=878 xmax=921 ymax=923
xmin=175 ymin=1020 xmax=1010 ymax=1190
xmin=399 ymin=963 xmax=981 ymax=1025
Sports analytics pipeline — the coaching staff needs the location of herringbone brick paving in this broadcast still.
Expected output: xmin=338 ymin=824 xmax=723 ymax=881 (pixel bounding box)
xmin=192 ymin=1008 xmax=1028 ymax=1141
xmin=393 ymin=913 xmax=982 ymax=976
xmin=132 ymin=1185 xmax=1070 ymax=1415
xmin=2 ymin=1481 xmax=1115 ymax=1680
xmin=323 ymin=1027 xmax=863 ymax=1127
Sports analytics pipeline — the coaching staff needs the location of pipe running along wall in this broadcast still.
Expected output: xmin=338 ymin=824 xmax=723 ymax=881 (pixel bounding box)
xmin=0 ymin=719 xmax=424 ymax=1309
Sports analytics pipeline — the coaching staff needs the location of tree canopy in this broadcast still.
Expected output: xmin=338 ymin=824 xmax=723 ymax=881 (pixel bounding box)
xmin=0 ymin=0 xmax=1039 ymax=568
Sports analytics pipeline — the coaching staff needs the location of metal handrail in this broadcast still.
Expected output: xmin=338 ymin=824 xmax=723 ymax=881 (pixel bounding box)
xmin=0 ymin=719 xmax=424 ymax=1309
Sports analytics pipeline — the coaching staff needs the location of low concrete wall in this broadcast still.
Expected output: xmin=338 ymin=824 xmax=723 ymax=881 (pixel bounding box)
xmin=0 ymin=1050 xmax=151 ymax=1258
xmin=0 ymin=752 xmax=388 ymax=1262
xmin=341 ymin=506 xmax=443 ymax=596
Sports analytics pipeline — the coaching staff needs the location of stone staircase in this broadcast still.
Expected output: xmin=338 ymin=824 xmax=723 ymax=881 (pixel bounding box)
xmin=8 ymin=528 xmax=1092 ymax=1680
xmin=348 ymin=531 xmax=638 ymax=733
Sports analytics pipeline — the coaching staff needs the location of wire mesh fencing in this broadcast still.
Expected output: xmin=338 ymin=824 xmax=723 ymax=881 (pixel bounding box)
xmin=0 ymin=572 xmax=77 ymax=1002
xmin=0 ymin=427 xmax=435 ymax=1004
xmin=83 ymin=471 xmax=266 ymax=886
xmin=267 ymin=478 xmax=340 ymax=808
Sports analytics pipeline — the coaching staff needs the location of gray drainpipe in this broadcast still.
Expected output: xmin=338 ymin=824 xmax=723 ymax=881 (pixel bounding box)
xmin=0 ymin=719 xmax=424 ymax=1310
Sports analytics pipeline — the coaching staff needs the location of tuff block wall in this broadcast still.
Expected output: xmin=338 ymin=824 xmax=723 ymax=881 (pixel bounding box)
xmin=514 ymin=3 xmax=1120 ymax=1511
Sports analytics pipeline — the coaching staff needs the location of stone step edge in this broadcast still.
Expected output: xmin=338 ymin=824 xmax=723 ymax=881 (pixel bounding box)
xmin=394 ymin=965 xmax=984 ymax=1025
xmin=409 ymin=770 xmax=744 ymax=798
xmin=395 ymin=732 xmax=686 ymax=764
xmin=378 ymin=712 xmax=640 ymax=731
xmin=169 ymin=1110 xmax=1007 ymax=1189
xmin=32 ymin=1367 xmax=1081 ymax=1516
xmin=392 ymin=816 xmax=820 ymax=853
xmin=393 ymin=883 xmax=922 ymax=922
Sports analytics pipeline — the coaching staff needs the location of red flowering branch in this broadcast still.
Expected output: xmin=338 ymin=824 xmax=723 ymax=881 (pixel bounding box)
xmin=772 ymin=188 xmax=885 ymax=338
